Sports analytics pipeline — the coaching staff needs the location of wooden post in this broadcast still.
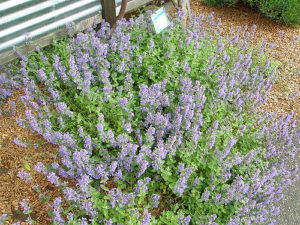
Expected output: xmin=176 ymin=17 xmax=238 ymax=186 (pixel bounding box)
xmin=102 ymin=0 xmax=117 ymax=27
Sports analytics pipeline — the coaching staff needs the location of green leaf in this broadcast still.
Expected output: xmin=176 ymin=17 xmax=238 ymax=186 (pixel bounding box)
xmin=35 ymin=188 xmax=42 ymax=193
xmin=23 ymin=163 xmax=31 ymax=171
xmin=41 ymin=195 xmax=51 ymax=203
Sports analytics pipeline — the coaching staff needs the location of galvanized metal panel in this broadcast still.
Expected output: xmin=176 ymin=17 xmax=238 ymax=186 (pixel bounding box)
xmin=0 ymin=0 xmax=103 ymax=54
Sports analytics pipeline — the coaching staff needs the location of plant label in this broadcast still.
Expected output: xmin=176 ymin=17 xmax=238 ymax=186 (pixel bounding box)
xmin=151 ymin=7 xmax=170 ymax=34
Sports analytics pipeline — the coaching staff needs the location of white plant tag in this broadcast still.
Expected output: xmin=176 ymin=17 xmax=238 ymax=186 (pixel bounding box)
xmin=151 ymin=7 xmax=170 ymax=34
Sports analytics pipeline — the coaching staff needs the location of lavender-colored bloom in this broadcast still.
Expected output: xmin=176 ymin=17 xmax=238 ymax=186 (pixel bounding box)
xmin=221 ymin=138 xmax=237 ymax=160
xmin=178 ymin=163 xmax=185 ymax=173
xmin=213 ymin=120 xmax=219 ymax=130
xmin=107 ymin=129 xmax=116 ymax=147
xmin=179 ymin=215 xmax=185 ymax=223
xmin=215 ymin=193 xmax=221 ymax=202
xmin=96 ymin=123 xmax=106 ymax=140
xmin=201 ymin=190 xmax=210 ymax=201
xmin=149 ymin=39 xmax=154 ymax=51
xmin=84 ymin=135 xmax=92 ymax=150
xmin=115 ymin=169 xmax=123 ymax=181
xmin=18 ymin=169 xmax=32 ymax=183
xmin=141 ymin=209 xmax=151 ymax=225
xmin=152 ymin=194 xmax=160 ymax=208
xmin=81 ymin=199 xmax=97 ymax=218
xmin=78 ymin=126 xmax=84 ymax=138
xmin=12 ymin=222 xmax=21 ymax=225
xmin=118 ymin=61 xmax=126 ymax=73
xmin=14 ymin=138 xmax=27 ymax=148
xmin=63 ymin=132 xmax=77 ymax=149
xmin=174 ymin=167 xmax=193 ymax=196
xmin=35 ymin=162 xmax=49 ymax=175
xmin=119 ymin=97 xmax=128 ymax=111
xmin=47 ymin=172 xmax=60 ymax=187
xmin=193 ymin=177 xmax=200 ymax=188
xmin=209 ymin=132 xmax=216 ymax=150
xmin=19 ymin=199 xmax=30 ymax=214
xmin=124 ymin=123 xmax=132 ymax=133
xmin=182 ymin=215 xmax=192 ymax=225
xmin=51 ymin=162 xmax=60 ymax=170
xmin=52 ymin=197 xmax=65 ymax=224
xmin=55 ymin=102 xmax=73 ymax=117
xmin=64 ymin=187 xmax=78 ymax=203
xmin=78 ymin=217 xmax=88 ymax=225
xmin=209 ymin=214 xmax=217 ymax=222
xmin=110 ymin=161 xmax=118 ymax=174
xmin=136 ymin=160 xmax=149 ymax=178
xmin=136 ymin=177 xmax=151 ymax=195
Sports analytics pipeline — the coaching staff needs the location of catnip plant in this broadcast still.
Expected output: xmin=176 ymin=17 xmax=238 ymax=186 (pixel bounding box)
xmin=1 ymin=6 xmax=299 ymax=225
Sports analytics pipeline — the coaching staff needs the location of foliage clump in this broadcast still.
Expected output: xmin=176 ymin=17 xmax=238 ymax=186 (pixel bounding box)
xmin=201 ymin=0 xmax=300 ymax=27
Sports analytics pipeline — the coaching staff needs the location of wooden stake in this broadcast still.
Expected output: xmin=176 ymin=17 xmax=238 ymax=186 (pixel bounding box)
xmin=102 ymin=0 xmax=116 ymax=27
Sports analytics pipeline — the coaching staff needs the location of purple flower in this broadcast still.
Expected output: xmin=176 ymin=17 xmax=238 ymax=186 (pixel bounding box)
xmin=141 ymin=208 xmax=151 ymax=225
xmin=52 ymin=197 xmax=65 ymax=224
xmin=110 ymin=161 xmax=118 ymax=174
xmin=135 ymin=177 xmax=151 ymax=194
xmin=115 ymin=169 xmax=123 ymax=181
xmin=64 ymin=187 xmax=78 ymax=203
xmin=152 ymin=194 xmax=160 ymax=208
xmin=34 ymin=162 xmax=48 ymax=175
xmin=220 ymin=138 xmax=237 ymax=160
xmin=20 ymin=199 xmax=30 ymax=214
xmin=84 ymin=135 xmax=92 ymax=150
xmin=213 ymin=120 xmax=219 ymax=130
xmin=119 ymin=97 xmax=128 ymax=111
xmin=136 ymin=160 xmax=149 ymax=178
xmin=78 ymin=126 xmax=84 ymax=138
xmin=201 ymin=190 xmax=210 ymax=201
xmin=51 ymin=162 xmax=60 ymax=170
xmin=81 ymin=199 xmax=97 ymax=218
xmin=55 ymin=102 xmax=73 ymax=117
xmin=14 ymin=138 xmax=27 ymax=148
xmin=209 ymin=214 xmax=217 ymax=222
xmin=18 ymin=169 xmax=32 ymax=183
xmin=174 ymin=167 xmax=193 ymax=196
xmin=182 ymin=215 xmax=192 ymax=225
xmin=124 ymin=123 xmax=132 ymax=133
xmin=193 ymin=177 xmax=200 ymax=188
xmin=149 ymin=39 xmax=154 ymax=51
xmin=96 ymin=123 xmax=106 ymax=140
xmin=107 ymin=129 xmax=116 ymax=147
xmin=47 ymin=172 xmax=60 ymax=187
xmin=209 ymin=132 xmax=216 ymax=149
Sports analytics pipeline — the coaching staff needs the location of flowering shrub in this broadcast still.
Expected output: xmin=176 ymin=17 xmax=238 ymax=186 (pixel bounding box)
xmin=1 ymin=8 xmax=299 ymax=225
xmin=201 ymin=0 xmax=300 ymax=27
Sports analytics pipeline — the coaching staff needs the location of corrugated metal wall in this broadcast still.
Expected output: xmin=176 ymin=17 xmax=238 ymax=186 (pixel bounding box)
xmin=0 ymin=0 xmax=124 ymax=54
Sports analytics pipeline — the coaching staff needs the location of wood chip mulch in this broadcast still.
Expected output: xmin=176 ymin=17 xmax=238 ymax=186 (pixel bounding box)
xmin=0 ymin=1 xmax=299 ymax=224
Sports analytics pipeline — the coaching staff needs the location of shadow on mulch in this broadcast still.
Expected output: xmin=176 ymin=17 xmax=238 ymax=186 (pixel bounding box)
xmin=10 ymin=205 xmax=38 ymax=223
